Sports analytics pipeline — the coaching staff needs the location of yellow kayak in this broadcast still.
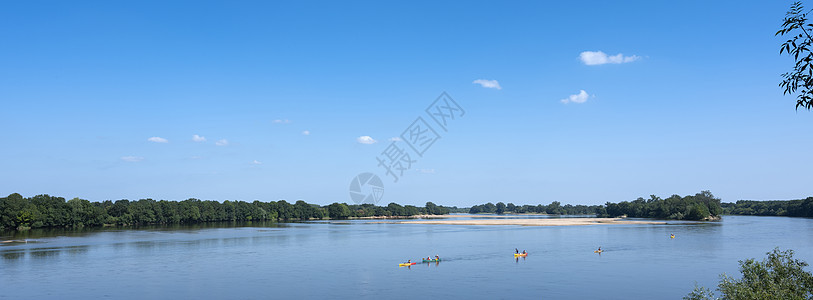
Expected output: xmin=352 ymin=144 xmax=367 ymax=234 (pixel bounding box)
xmin=514 ymin=253 xmax=528 ymax=257
xmin=398 ymin=263 xmax=416 ymax=267
xmin=594 ymin=250 xmax=603 ymax=253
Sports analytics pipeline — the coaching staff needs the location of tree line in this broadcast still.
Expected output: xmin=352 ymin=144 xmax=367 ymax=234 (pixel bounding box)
xmin=465 ymin=191 xmax=723 ymax=221
xmin=721 ymin=197 xmax=813 ymax=217
xmin=468 ymin=201 xmax=602 ymax=215
xmin=599 ymin=191 xmax=722 ymax=221
xmin=326 ymin=202 xmax=450 ymax=219
xmin=0 ymin=193 xmax=452 ymax=230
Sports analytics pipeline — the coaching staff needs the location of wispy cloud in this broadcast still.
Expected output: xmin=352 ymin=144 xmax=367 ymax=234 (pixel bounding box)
xmin=272 ymin=119 xmax=291 ymax=124
xmin=357 ymin=136 xmax=377 ymax=144
xmin=560 ymin=90 xmax=590 ymax=104
xmin=215 ymin=139 xmax=229 ymax=146
xmin=192 ymin=134 xmax=206 ymax=142
xmin=472 ymin=79 xmax=502 ymax=90
xmin=251 ymin=160 xmax=262 ymax=165
xmin=147 ymin=137 xmax=168 ymax=143
xmin=579 ymin=51 xmax=640 ymax=65
xmin=388 ymin=137 xmax=402 ymax=142
xmin=302 ymin=130 xmax=310 ymax=135
xmin=121 ymin=156 xmax=144 ymax=162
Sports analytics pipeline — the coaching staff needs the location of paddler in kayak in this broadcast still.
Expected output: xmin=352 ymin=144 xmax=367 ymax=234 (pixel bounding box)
xmin=435 ymin=255 xmax=439 ymax=260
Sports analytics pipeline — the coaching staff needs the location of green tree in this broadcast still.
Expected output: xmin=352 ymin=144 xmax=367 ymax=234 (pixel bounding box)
xmin=425 ymin=202 xmax=439 ymax=215
xmin=595 ymin=205 xmax=608 ymax=218
xmin=327 ymin=203 xmax=352 ymax=219
xmin=495 ymin=202 xmax=506 ymax=214
xmin=547 ymin=201 xmax=563 ymax=215
xmin=403 ymin=205 xmax=420 ymax=216
xmin=686 ymin=203 xmax=710 ymax=221
xmin=67 ymin=198 xmax=96 ymax=227
xmin=387 ymin=202 xmax=406 ymax=216
xmin=686 ymin=248 xmax=813 ymax=300
xmin=778 ymin=1 xmax=813 ymax=110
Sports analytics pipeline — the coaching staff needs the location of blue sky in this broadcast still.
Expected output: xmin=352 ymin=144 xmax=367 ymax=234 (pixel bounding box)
xmin=1 ymin=0 xmax=811 ymax=206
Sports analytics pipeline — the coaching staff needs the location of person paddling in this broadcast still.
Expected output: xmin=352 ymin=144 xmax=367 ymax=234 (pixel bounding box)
xmin=515 ymin=248 xmax=519 ymax=254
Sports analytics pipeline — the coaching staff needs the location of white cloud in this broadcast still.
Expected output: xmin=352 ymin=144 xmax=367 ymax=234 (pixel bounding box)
xmin=388 ymin=137 xmax=402 ymax=142
xmin=560 ymin=90 xmax=590 ymax=104
xmin=472 ymin=79 xmax=502 ymax=90
xmin=147 ymin=137 xmax=168 ymax=143
xmin=192 ymin=134 xmax=206 ymax=142
xmin=215 ymin=139 xmax=229 ymax=146
xmin=357 ymin=136 xmax=377 ymax=144
xmin=302 ymin=130 xmax=310 ymax=135
xmin=579 ymin=51 xmax=640 ymax=65
xmin=251 ymin=160 xmax=262 ymax=165
xmin=272 ymin=119 xmax=291 ymax=124
xmin=121 ymin=156 xmax=144 ymax=162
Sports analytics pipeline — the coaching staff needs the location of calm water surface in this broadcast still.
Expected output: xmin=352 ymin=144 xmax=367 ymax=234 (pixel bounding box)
xmin=2 ymin=215 xmax=812 ymax=299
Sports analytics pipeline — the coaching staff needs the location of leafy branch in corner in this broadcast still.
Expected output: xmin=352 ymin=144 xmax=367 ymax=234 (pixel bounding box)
xmin=777 ymin=1 xmax=813 ymax=110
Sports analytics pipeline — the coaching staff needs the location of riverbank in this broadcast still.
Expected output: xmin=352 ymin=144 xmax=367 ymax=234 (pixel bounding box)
xmin=390 ymin=217 xmax=666 ymax=226
xmin=351 ymin=214 xmax=449 ymax=220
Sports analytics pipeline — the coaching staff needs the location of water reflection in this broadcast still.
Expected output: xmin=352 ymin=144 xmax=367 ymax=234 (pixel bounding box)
xmin=1 ymin=250 xmax=25 ymax=260
xmin=66 ymin=245 xmax=89 ymax=256
xmin=29 ymin=247 xmax=61 ymax=258
xmin=0 ymin=221 xmax=291 ymax=241
xmin=1 ymin=245 xmax=89 ymax=261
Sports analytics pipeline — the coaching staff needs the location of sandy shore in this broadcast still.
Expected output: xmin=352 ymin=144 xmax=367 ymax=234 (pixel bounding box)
xmin=394 ymin=217 xmax=665 ymax=226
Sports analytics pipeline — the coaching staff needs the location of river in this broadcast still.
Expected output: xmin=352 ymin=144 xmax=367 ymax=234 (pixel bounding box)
xmin=2 ymin=215 xmax=812 ymax=299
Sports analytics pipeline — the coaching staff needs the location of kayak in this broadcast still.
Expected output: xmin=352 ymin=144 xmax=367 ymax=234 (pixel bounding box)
xmin=514 ymin=253 xmax=528 ymax=257
xmin=670 ymin=235 xmax=675 ymax=239
xmin=398 ymin=263 xmax=416 ymax=267
xmin=594 ymin=250 xmax=603 ymax=253
xmin=422 ymin=259 xmax=442 ymax=263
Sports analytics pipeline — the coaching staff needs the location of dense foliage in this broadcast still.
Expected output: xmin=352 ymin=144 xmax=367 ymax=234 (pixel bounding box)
xmin=685 ymin=248 xmax=813 ymax=300
xmin=777 ymin=1 xmax=813 ymax=110
xmin=445 ymin=206 xmax=471 ymax=213
xmin=466 ymin=191 xmax=722 ymax=220
xmin=326 ymin=202 xmax=449 ymax=219
xmin=0 ymin=193 xmax=451 ymax=230
xmin=468 ymin=201 xmax=601 ymax=215
xmin=600 ymin=191 xmax=723 ymax=221
xmin=721 ymin=197 xmax=813 ymax=217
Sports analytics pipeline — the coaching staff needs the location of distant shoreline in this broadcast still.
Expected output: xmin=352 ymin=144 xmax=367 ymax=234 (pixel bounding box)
xmin=383 ymin=217 xmax=667 ymax=226
xmin=351 ymin=214 xmax=447 ymax=220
